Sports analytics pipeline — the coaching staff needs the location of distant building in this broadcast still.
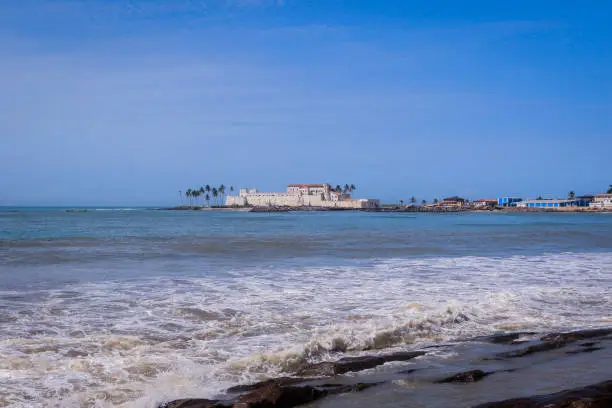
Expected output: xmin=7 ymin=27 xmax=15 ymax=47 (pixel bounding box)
xmin=440 ymin=196 xmax=466 ymax=207
xmin=517 ymin=198 xmax=589 ymax=209
xmin=225 ymin=184 xmax=380 ymax=209
xmin=590 ymin=194 xmax=612 ymax=209
xmin=473 ymin=199 xmax=498 ymax=208
xmin=498 ymin=197 xmax=523 ymax=207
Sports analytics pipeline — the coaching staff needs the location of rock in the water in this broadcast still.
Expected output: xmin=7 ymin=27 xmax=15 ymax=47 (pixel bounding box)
xmin=227 ymin=378 xmax=307 ymax=394
xmin=296 ymin=351 xmax=425 ymax=377
xmin=234 ymin=384 xmax=326 ymax=408
xmin=496 ymin=328 xmax=612 ymax=359
xmin=437 ymin=370 xmax=489 ymax=383
xmin=473 ymin=379 xmax=612 ymax=407
xmin=540 ymin=328 xmax=612 ymax=344
xmin=475 ymin=332 xmax=535 ymax=345
xmin=160 ymin=399 xmax=230 ymax=408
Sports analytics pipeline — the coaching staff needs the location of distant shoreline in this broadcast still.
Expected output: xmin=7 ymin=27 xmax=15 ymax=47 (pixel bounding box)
xmin=163 ymin=205 xmax=612 ymax=213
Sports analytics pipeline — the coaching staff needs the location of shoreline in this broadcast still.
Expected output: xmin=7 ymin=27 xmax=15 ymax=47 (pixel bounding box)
xmin=164 ymin=205 xmax=612 ymax=214
xmin=160 ymin=327 xmax=612 ymax=408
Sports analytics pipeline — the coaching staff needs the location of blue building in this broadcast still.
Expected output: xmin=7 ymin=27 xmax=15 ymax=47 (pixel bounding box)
xmin=498 ymin=197 xmax=523 ymax=207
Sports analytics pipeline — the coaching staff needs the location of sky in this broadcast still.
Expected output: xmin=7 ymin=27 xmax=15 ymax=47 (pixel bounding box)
xmin=0 ymin=0 xmax=610 ymax=206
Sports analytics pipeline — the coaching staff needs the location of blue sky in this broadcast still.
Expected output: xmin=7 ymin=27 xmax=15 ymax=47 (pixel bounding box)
xmin=0 ymin=0 xmax=610 ymax=205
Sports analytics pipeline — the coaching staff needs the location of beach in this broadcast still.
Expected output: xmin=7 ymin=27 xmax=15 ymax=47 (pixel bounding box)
xmin=1 ymin=209 xmax=611 ymax=407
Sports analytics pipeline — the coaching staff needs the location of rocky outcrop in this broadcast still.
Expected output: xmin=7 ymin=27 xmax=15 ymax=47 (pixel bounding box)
xmin=495 ymin=328 xmax=612 ymax=359
xmin=227 ymin=378 xmax=310 ymax=394
xmin=473 ymin=379 xmax=612 ymax=407
xmin=296 ymin=351 xmax=425 ymax=377
xmin=475 ymin=332 xmax=535 ymax=345
xmin=233 ymin=384 xmax=326 ymax=408
xmin=162 ymin=380 xmax=382 ymax=408
xmin=233 ymin=382 xmax=380 ymax=408
xmin=437 ymin=370 xmax=490 ymax=383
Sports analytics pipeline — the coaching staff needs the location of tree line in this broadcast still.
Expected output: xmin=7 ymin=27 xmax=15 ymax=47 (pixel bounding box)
xmin=181 ymin=185 xmax=234 ymax=207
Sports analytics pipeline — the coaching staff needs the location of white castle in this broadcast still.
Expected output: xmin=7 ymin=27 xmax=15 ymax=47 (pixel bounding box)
xmin=225 ymin=184 xmax=380 ymax=209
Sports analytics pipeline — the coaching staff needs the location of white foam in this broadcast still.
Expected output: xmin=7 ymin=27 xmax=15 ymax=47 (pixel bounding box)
xmin=1 ymin=252 xmax=611 ymax=407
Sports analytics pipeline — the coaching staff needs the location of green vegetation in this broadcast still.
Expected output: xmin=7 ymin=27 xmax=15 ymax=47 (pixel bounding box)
xmin=182 ymin=184 xmax=230 ymax=207
xmin=607 ymin=185 xmax=612 ymax=194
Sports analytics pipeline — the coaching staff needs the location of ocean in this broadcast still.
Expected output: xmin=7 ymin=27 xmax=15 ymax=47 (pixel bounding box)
xmin=1 ymin=208 xmax=611 ymax=407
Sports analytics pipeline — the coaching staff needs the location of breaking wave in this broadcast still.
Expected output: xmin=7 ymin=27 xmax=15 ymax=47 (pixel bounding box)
xmin=1 ymin=252 xmax=611 ymax=407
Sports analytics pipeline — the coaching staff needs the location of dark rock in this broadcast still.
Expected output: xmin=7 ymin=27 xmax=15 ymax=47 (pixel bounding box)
xmin=496 ymin=328 xmax=612 ymax=359
xmin=476 ymin=332 xmax=535 ymax=345
xmin=296 ymin=362 xmax=336 ymax=377
xmin=234 ymin=384 xmax=325 ymax=408
xmin=227 ymin=378 xmax=307 ymax=394
xmin=472 ymin=379 xmax=612 ymax=407
xmin=540 ymin=328 xmax=612 ymax=344
xmin=437 ymin=370 xmax=489 ymax=383
xmin=232 ymin=381 xmax=381 ymax=408
xmin=381 ymin=351 xmax=426 ymax=362
xmin=580 ymin=342 xmax=598 ymax=347
xmin=296 ymin=351 xmax=425 ymax=377
xmin=160 ymin=399 xmax=231 ymax=408
xmin=335 ymin=356 xmax=385 ymax=374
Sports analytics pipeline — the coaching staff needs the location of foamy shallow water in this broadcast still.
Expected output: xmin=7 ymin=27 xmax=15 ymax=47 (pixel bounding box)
xmin=1 ymin=251 xmax=611 ymax=408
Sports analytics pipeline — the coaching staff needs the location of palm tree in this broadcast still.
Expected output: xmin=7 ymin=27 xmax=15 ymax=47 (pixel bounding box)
xmin=568 ymin=191 xmax=575 ymax=199
xmin=607 ymin=185 xmax=612 ymax=194
xmin=433 ymin=198 xmax=439 ymax=205
xmin=344 ymin=184 xmax=350 ymax=194
xmin=219 ymin=185 xmax=226 ymax=206
xmin=205 ymin=194 xmax=210 ymax=206
xmin=185 ymin=189 xmax=193 ymax=206
xmin=179 ymin=190 xmax=183 ymax=205
xmin=350 ymin=184 xmax=356 ymax=194
xmin=421 ymin=199 xmax=426 ymax=205
xmin=410 ymin=196 xmax=416 ymax=204
xmin=205 ymin=185 xmax=211 ymax=194
xmin=212 ymin=188 xmax=218 ymax=206
xmin=230 ymin=186 xmax=234 ymax=194
xmin=335 ymin=185 xmax=342 ymax=194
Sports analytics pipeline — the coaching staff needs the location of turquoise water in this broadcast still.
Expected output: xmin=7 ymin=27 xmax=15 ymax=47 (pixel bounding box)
xmin=1 ymin=208 xmax=611 ymax=407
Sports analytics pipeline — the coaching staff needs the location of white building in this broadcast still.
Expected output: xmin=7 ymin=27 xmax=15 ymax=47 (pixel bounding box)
xmin=225 ymin=184 xmax=380 ymax=209
xmin=590 ymin=194 xmax=612 ymax=209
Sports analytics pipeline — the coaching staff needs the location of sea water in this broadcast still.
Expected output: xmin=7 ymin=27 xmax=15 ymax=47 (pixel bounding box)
xmin=1 ymin=209 xmax=611 ymax=407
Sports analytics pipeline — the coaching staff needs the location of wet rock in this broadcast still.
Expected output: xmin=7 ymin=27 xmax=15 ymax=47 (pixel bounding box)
xmin=233 ymin=381 xmax=382 ymax=408
xmin=381 ymin=351 xmax=426 ymax=362
xmin=473 ymin=379 xmax=612 ymax=407
xmin=227 ymin=378 xmax=307 ymax=394
xmin=397 ymin=368 xmax=418 ymax=375
xmin=437 ymin=370 xmax=489 ymax=383
xmin=496 ymin=328 xmax=612 ymax=359
xmin=475 ymin=332 xmax=535 ymax=345
xmin=296 ymin=351 xmax=425 ymax=377
xmin=160 ymin=399 xmax=231 ymax=408
xmin=234 ymin=384 xmax=325 ymax=408
xmin=540 ymin=328 xmax=612 ymax=344
xmin=296 ymin=362 xmax=337 ymax=377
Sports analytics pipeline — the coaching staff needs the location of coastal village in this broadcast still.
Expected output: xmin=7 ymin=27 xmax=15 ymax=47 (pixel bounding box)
xmin=177 ymin=183 xmax=612 ymax=212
